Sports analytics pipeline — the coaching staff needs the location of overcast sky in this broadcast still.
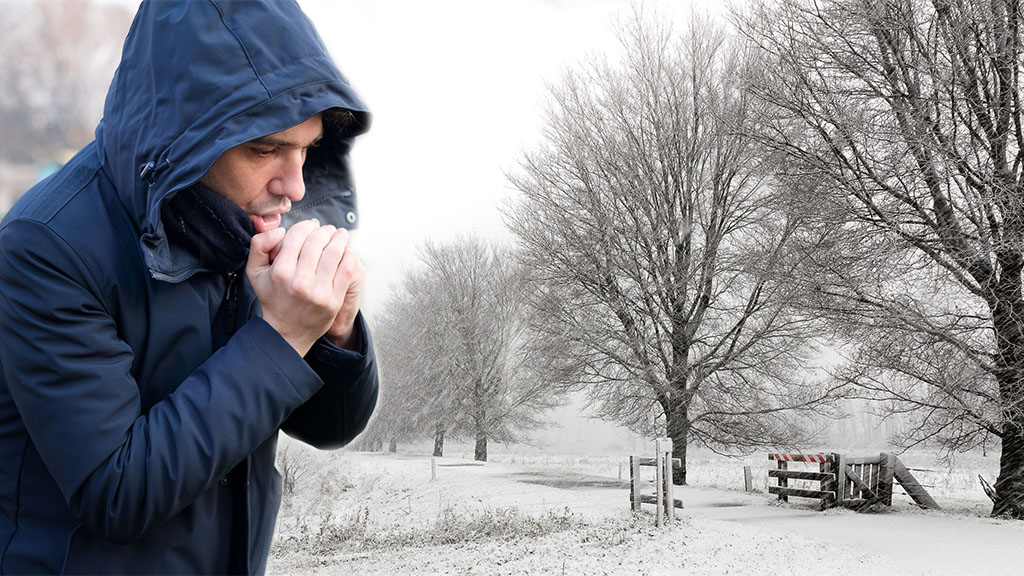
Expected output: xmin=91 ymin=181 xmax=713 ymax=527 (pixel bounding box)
xmin=296 ymin=0 xmax=729 ymax=315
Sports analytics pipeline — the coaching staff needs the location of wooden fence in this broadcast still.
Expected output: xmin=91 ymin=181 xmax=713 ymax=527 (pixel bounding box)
xmin=629 ymin=438 xmax=683 ymax=526
xmin=768 ymin=453 xmax=836 ymax=509
xmin=769 ymin=452 xmax=940 ymax=511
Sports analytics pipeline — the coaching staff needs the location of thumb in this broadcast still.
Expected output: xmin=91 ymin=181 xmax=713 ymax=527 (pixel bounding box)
xmin=247 ymin=228 xmax=286 ymax=274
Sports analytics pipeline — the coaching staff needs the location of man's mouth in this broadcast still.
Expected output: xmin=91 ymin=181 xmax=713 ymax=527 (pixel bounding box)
xmin=251 ymin=213 xmax=282 ymax=234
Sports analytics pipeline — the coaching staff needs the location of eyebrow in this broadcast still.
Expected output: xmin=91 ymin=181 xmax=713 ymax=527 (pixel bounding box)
xmin=251 ymin=130 xmax=324 ymax=148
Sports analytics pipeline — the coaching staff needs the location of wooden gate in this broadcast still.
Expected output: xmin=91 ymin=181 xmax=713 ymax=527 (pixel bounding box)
xmin=833 ymin=453 xmax=940 ymax=510
xmin=768 ymin=452 xmax=940 ymax=511
xmin=768 ymin=453 xmax=836 ymax=509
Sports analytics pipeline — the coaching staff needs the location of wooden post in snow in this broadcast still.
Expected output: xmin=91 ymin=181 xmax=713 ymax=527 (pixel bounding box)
xmin=833 ymin=453 xmax=847 ymax=506
xmin=657 ymin=437 xmax=675 ymax=522
xmin=629 ymin=456 xmax=641 ymax=512
xmin=655 ymin=445 xmax=664 ymax=527
xmin=744 ymin=466 xmax=753 ymax=493
xmin=878 ymin=453 xmax=895 ymax=506
xmin=893 ymin=459 xmax=941 ymax=510
xmin=777 ymin=460 xmax=789 ymax=502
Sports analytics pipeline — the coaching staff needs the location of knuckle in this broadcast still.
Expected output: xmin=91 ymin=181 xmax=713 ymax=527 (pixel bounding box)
xmin=312 ymin=225 xmax=336 ymax=242
xmin=341 ymin=253 xmax=361 ymax=274
xmin=322 ymin=243 xmax=345 ymax=261
xmin=290 ymin=276 xmax=314 ymax=299
xmin=270 ymin=267 xmax=290 ymax=285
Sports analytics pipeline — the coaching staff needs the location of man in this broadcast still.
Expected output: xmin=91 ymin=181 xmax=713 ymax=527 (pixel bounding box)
xmin=0 ymin=1 xmax=377 ymax=574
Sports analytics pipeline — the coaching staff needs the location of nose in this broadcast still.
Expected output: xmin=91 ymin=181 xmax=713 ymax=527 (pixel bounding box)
xmin=268 ymin=151 xmax=306 ymax=202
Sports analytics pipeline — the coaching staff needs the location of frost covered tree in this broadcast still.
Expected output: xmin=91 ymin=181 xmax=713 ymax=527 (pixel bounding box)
xmin=740 ymin=0 xmax=1024 ymax=518
xmin=368 ymin=237 xmax=561 ymax=461
xmin=505 ymin=12 xmax=844 ymax=484
xmin=362 ymin=269 xmax=457 ymax=455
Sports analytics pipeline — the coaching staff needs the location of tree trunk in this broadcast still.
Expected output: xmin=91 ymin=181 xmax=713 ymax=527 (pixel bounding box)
xmin=990 ymin=262 xmax=1024 ymax=518
xmin=665 ymin=395 xmax=690 ymax=485
xmin=388 ymin=438 xmax=397 ymax=453
xmin=471 ymin=422 xmax=487 ymax=461
xmin=994 ymin=423 xmax=1024 ymax=518
xmin=474 ymin=404 xmax=488 ymax=461
xmin=473 ymin=377 xmax=488 ymax=462
xmin=433 ymin=424 xmax=445 ymax=457
xmin=474 ymin=435 xmax=487 ymax=462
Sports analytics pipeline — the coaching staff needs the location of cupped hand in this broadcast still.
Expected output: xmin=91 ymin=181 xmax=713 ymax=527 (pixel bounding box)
xmin=246 ymin=220 xmax=361 ymax=356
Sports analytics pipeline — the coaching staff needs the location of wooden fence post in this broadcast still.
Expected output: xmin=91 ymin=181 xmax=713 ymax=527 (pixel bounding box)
xmin=744 ymin=466 xmax=753 ymax=492
xmin=655 ymin=447 xmax=664 ymax=527
xmin=818 ymin=459 xmax=831 ymax=510
xmin=834 ymin=453 xmax=847 ymax=506
xmin=629 ymin=456 xmax=640 ymax=511
xmin=777 ymin=460 xmax=789 ymax=502
xmin=878 ymin=452 xmax=895 ymax=506
xmin=658 ymin=438 xmax=675 ymax=522
xmin=893 ymin=458 xmax=941 ymax=510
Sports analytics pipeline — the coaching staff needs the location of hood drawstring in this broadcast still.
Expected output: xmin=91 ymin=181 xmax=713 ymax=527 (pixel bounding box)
xmin=139 ymin=159 xmax=170 ymax=184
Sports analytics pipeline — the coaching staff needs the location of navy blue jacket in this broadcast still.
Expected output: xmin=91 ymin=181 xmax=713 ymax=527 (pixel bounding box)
xmin=0 ymin=1 xmax=377 ymax=573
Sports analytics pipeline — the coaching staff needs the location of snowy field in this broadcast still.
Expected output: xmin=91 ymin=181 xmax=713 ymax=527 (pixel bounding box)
xmin=268 ymin=440 xmax=1024 ymax=575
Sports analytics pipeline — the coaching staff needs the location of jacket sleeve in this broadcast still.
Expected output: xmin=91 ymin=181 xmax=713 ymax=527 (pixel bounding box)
xmin=282 ymin=311 xmax=379 ymax=448
xmin=0 ymin=219 xmax=327 ymax=544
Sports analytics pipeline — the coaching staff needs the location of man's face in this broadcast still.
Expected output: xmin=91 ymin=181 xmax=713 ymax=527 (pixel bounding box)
xmin=201 ymin=114 xmax=323 ymax=234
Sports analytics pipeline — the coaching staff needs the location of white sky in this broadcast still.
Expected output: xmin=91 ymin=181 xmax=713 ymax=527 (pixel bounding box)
xmin=296 ymin=0 xmax=730 ymax=314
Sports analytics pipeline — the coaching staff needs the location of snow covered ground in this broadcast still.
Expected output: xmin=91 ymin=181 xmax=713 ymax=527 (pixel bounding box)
xmin=268 ymin=442 xmax=1024 ymax=575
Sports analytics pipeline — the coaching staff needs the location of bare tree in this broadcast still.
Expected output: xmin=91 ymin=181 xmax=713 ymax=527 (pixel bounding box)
xmin=739 ymin=0 xmax=1024 ymax=517
xmin=276 ymin=445 xmax=311 ymax=498
xmin=419 ymin=237 xmax=561 ymax=461
xmin=363 ymin=269 xmax=463 ymax=456
xmin=367 ymin=236 xmax=561 ymax=461
xmin=504 ymin=11 xmax=844 ymax=484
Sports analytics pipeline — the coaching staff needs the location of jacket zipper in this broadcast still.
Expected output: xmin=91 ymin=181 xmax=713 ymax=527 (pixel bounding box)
xmin=224 ymin=270 xmax=240 ymax=336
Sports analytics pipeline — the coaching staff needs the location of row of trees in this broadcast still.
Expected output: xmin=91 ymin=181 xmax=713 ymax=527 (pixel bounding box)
xmin=360 ymin=239 xmax=560 ymax=461
xmin=369 ymin=1 xmax=1024 ymax=519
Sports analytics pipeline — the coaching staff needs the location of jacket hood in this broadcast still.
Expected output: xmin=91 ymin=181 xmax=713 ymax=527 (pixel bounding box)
xmin=97 ymin=0 xmax=370 ymax=281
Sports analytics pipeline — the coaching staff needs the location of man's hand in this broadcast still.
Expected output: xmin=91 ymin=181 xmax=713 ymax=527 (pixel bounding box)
xmin=246 ymin=220 xmax=364 ymax=356
xmin=323 ymin=241 xmax=364 ymax=350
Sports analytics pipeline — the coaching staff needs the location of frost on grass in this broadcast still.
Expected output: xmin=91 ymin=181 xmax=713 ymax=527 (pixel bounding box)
xmin=272 ymin=504 xmax=582 ymax=556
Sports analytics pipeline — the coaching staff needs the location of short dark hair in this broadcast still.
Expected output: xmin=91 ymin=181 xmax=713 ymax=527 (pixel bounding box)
xmin=324 ymin=108 xmax=358 ymax=136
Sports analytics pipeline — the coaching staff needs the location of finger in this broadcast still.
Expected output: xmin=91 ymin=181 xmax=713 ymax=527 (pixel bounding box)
xmin=294 ymin=224 xmax=337 ymax=287
xmin=333 ymin=244 xmax=362 ymax=300
xmin=247 ymin=227 xmax=286 ymax=273
xmin=270 ymin=219 xmax=320 ymax=280
xmin=316 ymin=228 xmax=350 ymax=293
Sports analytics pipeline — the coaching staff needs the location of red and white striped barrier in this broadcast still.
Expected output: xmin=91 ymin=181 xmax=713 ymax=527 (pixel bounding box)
xmin=768 ymin=453 xmax=832 ymax=463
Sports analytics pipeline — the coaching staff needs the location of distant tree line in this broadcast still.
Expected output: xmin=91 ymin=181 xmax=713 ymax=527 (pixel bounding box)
xmin=357 ymin=237 xmax=562 ymax=461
